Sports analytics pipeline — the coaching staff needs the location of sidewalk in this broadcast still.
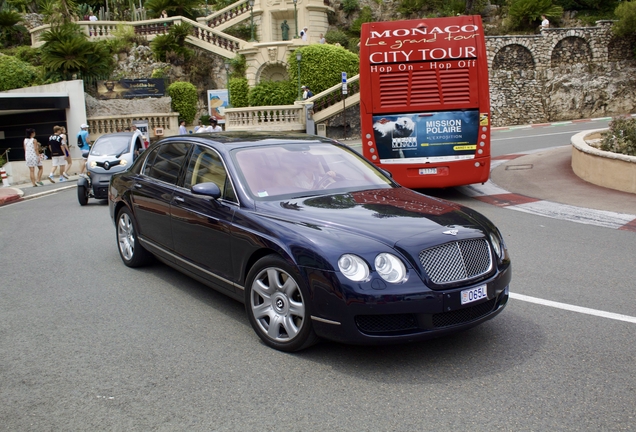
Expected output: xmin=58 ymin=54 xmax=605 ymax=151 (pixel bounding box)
xmin=0 ymin=175 xmax=79 ymax=205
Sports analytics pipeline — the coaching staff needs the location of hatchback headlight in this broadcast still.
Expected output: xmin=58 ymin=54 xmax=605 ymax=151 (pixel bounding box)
xmin=120 ymin=159 xmax=127 ymax=166
xmin=90 ymin=161 xmax=97 ymax=168
xmin=338 ymin=254 xmax=369 ymax=282
xmin=375 ymin=253 xmax=407 ymax=283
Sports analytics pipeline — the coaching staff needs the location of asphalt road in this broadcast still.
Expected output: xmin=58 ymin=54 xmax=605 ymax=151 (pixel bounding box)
xmin=1 ymin=122 xmax=635 ymax=430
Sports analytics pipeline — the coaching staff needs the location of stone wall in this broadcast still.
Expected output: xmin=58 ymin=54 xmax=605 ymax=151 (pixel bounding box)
xmin=487 ymin=21 xmax=636 ymax=126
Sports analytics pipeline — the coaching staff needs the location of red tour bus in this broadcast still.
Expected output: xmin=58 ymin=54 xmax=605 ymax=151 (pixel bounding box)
xmin=359 ymin=16 xmax=491 ymax=188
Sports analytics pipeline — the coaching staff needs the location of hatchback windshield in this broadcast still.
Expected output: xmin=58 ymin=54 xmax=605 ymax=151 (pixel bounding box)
xmin=234 ymin=143 xmax=393 ymax=199
xmin=91 ymin=135 xmax=132 ymax=156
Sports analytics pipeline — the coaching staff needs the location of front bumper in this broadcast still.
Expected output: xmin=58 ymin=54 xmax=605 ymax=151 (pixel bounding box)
xmin=304 ymin=262 xmax=511 ymax=345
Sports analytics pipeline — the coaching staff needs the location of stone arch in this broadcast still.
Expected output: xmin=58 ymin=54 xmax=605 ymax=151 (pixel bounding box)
xmin=255 ymin=61 xmax=289 ymax=84
xmin=492 ymin=44 xmax=535 ymax=70
xmin=551 ymin=36 xmax=592 ymax=67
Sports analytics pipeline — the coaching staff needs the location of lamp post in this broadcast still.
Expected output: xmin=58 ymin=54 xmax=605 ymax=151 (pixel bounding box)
xmin=296 ymin=51 xmax=302 ymax=101
xmin=224 ymin=60 xmax=232 ymax=108
xmin=293 ymin=0 xmax=298 ymax=38
xmin=249 ymin=0 xmax=255 ymax=42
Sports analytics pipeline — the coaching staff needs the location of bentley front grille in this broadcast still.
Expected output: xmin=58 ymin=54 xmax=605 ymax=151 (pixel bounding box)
xmin=419 ymin=239 xmax=492 ymax=285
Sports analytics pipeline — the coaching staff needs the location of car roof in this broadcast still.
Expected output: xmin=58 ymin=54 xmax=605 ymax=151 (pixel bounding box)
xmin=96 ymin=131 xmax=140 ymax=140
xmin=159 ymin=131 xmax=339 ymax=150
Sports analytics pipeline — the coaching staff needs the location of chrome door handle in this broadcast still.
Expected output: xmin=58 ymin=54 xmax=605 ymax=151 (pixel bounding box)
xmin=174 ymin=196 xmax=185 ymax=203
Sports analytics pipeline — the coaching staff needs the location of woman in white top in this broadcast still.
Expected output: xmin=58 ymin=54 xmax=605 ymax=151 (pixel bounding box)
xmin=24 ymin=128 xmax=44 ymax=187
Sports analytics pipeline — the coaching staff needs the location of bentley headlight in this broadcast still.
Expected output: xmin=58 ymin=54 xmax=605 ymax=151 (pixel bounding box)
xmin=375 ymin=253 xmax=407 ymax=283
xmin=489 ymin=231 xmax=503 ymax=259
xmin=338 ymin=254 xmax=369 ymax=282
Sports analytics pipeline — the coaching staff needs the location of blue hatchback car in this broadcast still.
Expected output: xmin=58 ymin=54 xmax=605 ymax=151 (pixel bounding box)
xmin=109 ymin=132 xmax=511 ymax=352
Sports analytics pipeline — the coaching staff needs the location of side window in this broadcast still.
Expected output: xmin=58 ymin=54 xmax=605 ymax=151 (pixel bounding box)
xmin=142 ymin=147 xmax=160 ymax=176
xmin=146 ymin=143 xmax=190 ymax=185
xmin=184 ymin=146 xmax=231 ymax=199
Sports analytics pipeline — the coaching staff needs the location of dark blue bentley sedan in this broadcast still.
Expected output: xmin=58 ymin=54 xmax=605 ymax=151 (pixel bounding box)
xmin=109 ymin=132 xmax=511 ymax=352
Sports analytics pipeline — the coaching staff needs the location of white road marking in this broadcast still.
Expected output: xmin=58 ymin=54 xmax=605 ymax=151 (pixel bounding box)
xmin=510 ymin=293 xmax=636 ymax=324
xmin=492 ymin=130 xmax=591 ymax=141
xmin=509 ymin=200 xmax=636 ymax=229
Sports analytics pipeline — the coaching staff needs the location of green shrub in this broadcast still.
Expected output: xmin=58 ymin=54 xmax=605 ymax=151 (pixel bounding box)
xmin=350 ymin=6 xmax=373 ymax=35
xmin=150 ymin=23 xmax=193 ymax=63
xmin=287 ymin=44 xmax=360 ymax=96
xmin=325 ymin=29 xmax=350 ymax=47
xmin=0 ymin=54 xmax=38 ymax=91
xmin=229 ymin=54 xmax=247 ymax=79
xmin=613 ymin=1 xmax=636 ymax=38
xmin=229 ymin=77 xmax=249 ymax=107
xmin=600 ymin=117 xmax=636 ymax=156
xmin=168 ymin=81 xmax=198 ymax=124
xmin=248 ymin=80 xmax=296 ymax=106
xmin=341 ymin=0 xmax=359 ymax=16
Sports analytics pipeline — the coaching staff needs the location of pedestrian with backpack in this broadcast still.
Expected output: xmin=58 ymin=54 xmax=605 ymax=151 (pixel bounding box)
xmin=77 ymin=123 xmax=91 ymax=178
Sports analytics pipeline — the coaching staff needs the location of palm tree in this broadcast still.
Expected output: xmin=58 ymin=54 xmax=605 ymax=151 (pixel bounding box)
xmin=144 ymin=0 xmax=201 ymax=20
xmin=40 ymin=22 xmax=114 ymax=81
xmin=0 ymin=1 xmax=26 ymax=47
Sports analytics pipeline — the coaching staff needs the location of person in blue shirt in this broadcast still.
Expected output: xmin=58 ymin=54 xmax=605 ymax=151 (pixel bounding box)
xmin=77 ymin=123 xmax=91 ymax=178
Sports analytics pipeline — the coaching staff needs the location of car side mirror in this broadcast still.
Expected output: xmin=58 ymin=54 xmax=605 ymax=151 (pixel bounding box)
xmin=191 ymin=182 xmax=221 ymax=199
xmin=82 ymin=150 xmax=90 ymax=158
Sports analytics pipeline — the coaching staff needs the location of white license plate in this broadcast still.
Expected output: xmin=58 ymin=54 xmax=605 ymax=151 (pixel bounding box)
xmin=461 ymin=285 xmax=488 ymax=305
xmin=419 ymin=168 xmax=437 ymax=175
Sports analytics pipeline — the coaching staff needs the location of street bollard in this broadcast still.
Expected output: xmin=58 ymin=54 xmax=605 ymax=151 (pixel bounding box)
xmin=1 ymin=166 xmax=9 ymax=187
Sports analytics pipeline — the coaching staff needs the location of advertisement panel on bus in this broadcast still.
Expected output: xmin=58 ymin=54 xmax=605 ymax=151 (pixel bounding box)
xmin=372 ymin=110 xmax=481 ymax=163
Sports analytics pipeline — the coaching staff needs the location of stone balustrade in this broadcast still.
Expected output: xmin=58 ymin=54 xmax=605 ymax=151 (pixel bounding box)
xmin=198 ymin=0 xmax=251 ymax=29
xmin=225 ymin=105 xmax=304 ymax=131
xmin=30 ymin=17 xmax=243 ymax=54
xmin=86 ymin=113 xmax=180 ymax=140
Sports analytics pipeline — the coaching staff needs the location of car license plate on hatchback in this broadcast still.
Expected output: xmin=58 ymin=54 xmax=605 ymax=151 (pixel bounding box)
xmin=419 ymin=168 xmax=437 ymax=175
xmin=461 ymin=285 xmax=488 ymax=305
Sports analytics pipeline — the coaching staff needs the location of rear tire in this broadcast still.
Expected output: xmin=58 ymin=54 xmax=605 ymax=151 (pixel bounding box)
xmin=116 ymin=207 xmax=152 ymax=268
xmin=245 ymin=255 xmax=319 ymax=352
xmin=77 ymin=185 xmax=89 ymax=206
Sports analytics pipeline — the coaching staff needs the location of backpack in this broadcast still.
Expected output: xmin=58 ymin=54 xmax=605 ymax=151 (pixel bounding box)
xmin=77 ymin=134 xmax=85 ymax=148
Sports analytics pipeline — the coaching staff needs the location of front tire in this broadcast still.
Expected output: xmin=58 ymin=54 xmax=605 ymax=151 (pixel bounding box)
xmin=245 ymin=255 xmax=319 ymax=352
xmin=77 ymin=185 xmax=89 ymax=206
xmin=116 ymin=207 xmax=152 ymax=268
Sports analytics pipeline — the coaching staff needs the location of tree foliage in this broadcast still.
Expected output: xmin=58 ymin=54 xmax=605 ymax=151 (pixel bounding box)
xmin=613 ymin=1 xmax=636 ymax=38
xmin=0 ymin=0 xmax=27 ymax=47
xmin=168 ymin=81 xmax=198 ymax=123
xmin=505 ymin=0 xmax=564 ymax=31
xmin=287 ymin=44 xmax=359 ymax=97
xmin=0 ymin=54 xmax=39 ymax=90
xmin=144 ymin=0 xmax=200 ymax=19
